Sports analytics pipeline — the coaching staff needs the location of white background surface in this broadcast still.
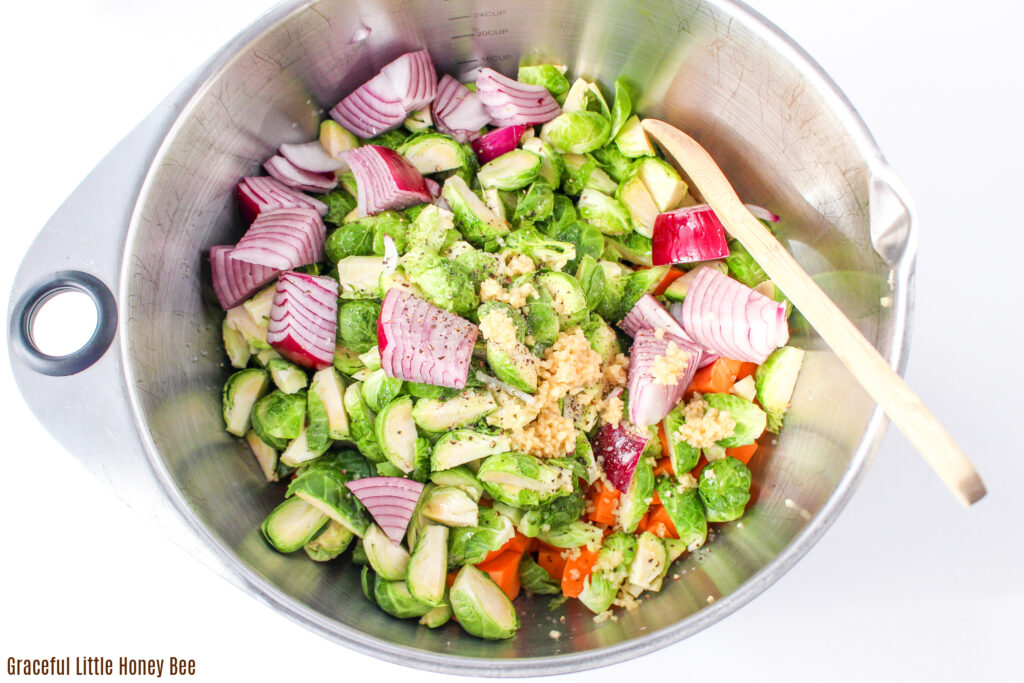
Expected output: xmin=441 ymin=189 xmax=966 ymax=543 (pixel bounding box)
xmin=2 ymin=1 xmax=1022 ymax=681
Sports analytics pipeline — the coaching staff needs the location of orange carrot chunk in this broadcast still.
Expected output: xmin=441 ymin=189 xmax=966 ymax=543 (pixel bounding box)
xmin=686 ymin=357 xmax=743 ymax=396
xmin=588 ymin=482 xmax=621 ymax=526
xmin=561 ymin=547 xmax=600 ymax=598
xmin=726 ymin=442 xmax=759 ymax=465
xmin=476 ymin=550 xmax=523 ymax=602
xmin=737 ymin=362 xmax=759 ymax=380
xmin=652 ymin=268 xmax=686 ymax=296
xmin=538 ymin=544 xmax=568 ymax=580
xmin=644 ymin=505 xmax=680 ymax=539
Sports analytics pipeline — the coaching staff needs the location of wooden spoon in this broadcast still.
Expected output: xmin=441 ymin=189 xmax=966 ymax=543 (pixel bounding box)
xmin=642 ymin=118 xmax=986 ymax=506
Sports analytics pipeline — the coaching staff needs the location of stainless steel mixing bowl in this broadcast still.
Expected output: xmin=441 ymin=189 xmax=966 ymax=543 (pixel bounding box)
xmin=8 ymin=0 xmax=917 ymax=675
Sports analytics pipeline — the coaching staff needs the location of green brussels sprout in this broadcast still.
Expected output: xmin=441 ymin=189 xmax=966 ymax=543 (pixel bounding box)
xmin=619 ymin=265 xmax=670 ymax=316
xmin=237 ymin=287 xmax=275 ymax=347
xmin=452 ymin=245 xmax=501 ymax=290
xmin=547 ymin=220 xmax=604 ymax=274
xmin=524 ymin=300 xmax=560 ymax=350
xmin=325 ymin=222 xmax=376 ymax=262
xmin=725 ymin=239 xmax=769 ymax=288
xmin=406 ymin=204 xmax=460 ymax=253
xmin=662 ymin=404 xmax=701 ymax=474
xmin=522 ymin=137 xmax=564 ymax=188
xmin=337 ymin=170 xmax=360 ymax=200
xmin=244 ymin=430 xmax=279 ymax=482
xmin=541 ymin=111 xmax=610 ymax=155
xmin=412 ymin=437 xmax=432 ymax=483
xmin=309 ymin=366 xmax=350 ymax=440
xmin=396 ymin=133 xmax=468 ymax=175
xmin=304 ymin=520 xmax=355 ymax=562
xmin=562 ymin=152 xmax=617 ymax=196
xmin=401 ymin=245 xmax=479 ymax=315
xmin=412 ymin=389 xmax=498 ymax=432
xmin=421 ymin=486 xmax=479 ymax=528
xmin=317 ymin=448 xmax=375 ymax=480
xmin=313 ymin=188 xmax=357 ymax=226
xmin=513 ymin=182 xmax=555 ymax=225
xmin=286 ymin=454 xmax=371 ymax=536
xmin=563 ymin=386 xmax=600 ymax=434
xmin=442 ymin=175 xmax=509 ymax=247
xmin=477 ymin=300 xmax=527 ymax=340
xmin=477 ymin=452 xmax=575 ymax=509
xmin=418 ymin=593 xmax=453 ymax=628
xmin=343 ymin=382 xmax=386 ymax=463
xmin=537 ymin=520 xmax=603 ymax=549
xmin=354 ymin=544 xmax=370 ymax=567
xmin=360 ymin=211 xmax=411 ymax=255
xmin=319 ymin=120 xmax=359 ymax=160
xmin=590 ymin=143 xmax=633 ymax=183
xmin=594 ymin=270 xmax=627 ymax=323
xmin=483 ymin=313 xmax=539 ymax=393
xmin=574 ymin=431 xmax=601 ymax=484
xmin=518 ymin=554 xmax=561 ymax=595
xmin=365 ymin=128 xmax=408 ymax=150
xmin=406 ymin=381 xmax=445 ymax=400
xmin=614 ymin=114 xmax=656 ymax=158
xmin=627 ymin=531 xmax=668 ymax=591
xmin=362 ymin=522 xmax=411 ymax=580
xmin=504 ymin=227 xmax=576 ymax=272
xmin=517 ymin=64 xmax=571 ymax=100
xmin=535 ymin=270 xmax=588 ymax=326
xmin=578 ymin=188 xmax=632 ymax=236
xmin=547 ymin=194 xmax=579 ymax=233
xmin=616 ymin=172 xmax=659 ymax=237
xmin=430 ymin=465 xmax=484 ymax=502
xmin=605 ymin=231 xmax=655 ymax=268
xmin=333 ymin=346 xmax=365 ymax=377
xmin=481 ymin=187 xmax=510 ymax=223
xmin=616 ymin=456 xmax=654 ymax=534
xmin=374 ymin=394 xmax=416 ymax=473
xmin=755 ymin=346 xmax=806 ymax=433
xmin=403 ymin=106 xmax=433 ymax=133
xmin=337 ymin=300 xmax=381 ymax=354
xmin=221 ymin=317 xmax=251 ymax=369
xmin=261 ymin=496 xmax=329 ymax=554
xmin=250 ymin=389 xmax=306 ymax=450
xmin=222 ymin=368 xmax=270 ymax=437
xmin=362 ymin=368 xmax=403 ymax=412
xmin=698 ymin=456 xmax=752 ymax=522
xmin=450 ymin=565 xmax=520 ymax=639
xmin=562 ymin=78 xmax=611 ymax=119
xmin=608 ymin=77 xmax=634 ymax=139
xmin=581 ymin=314 xmax=620 ymax=364
xmin=578 ymin=532 xmax=637 ymax=614
xmin=447 ymin=508 xmax=515 ymax=568
xmin=265 ymin=358 xmax=307 ymax=394
xmin=633 ymin=157 xmax=687 ymax=212
xmin=303 ymin=390 xmax=331 ymax=454
xmin=518 ymin=486 xmax=586 ymax=538
xmin=406 ymin=524 xmax=449 ymax=606
xmin=656 ymin=480 xmax=708 ymax=551
xmin=477 ymin=149 xmax=542 ymax=191
xmin=374 ymin=579 xmax=435 ymax=619
xmin=431 ymin=428 xmax=512 ymax=471
xmin=575 ymin=255 xmax=607 ymax=314
xmin=336 ymin=255 xmax=387 ymax=299
xmin=704 ymin=393 xmax=767 ymax=447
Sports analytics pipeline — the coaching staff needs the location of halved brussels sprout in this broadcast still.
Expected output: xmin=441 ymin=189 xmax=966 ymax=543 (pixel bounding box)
xmin=517 ymin=64 xmax=571 ymax=100
xmin=319 ymin=119 xmax=359 ymax=159
xmin=522 ymin=137 xmax=564 ymax=188
xmin=561 ymin=78 xmax=611 ymax=119
xmin=338 ymin=300 xmax=381 ymax=354
xmin=400 ymin=244 xmax=479 ymax=315
xmin=430 ymin=465 xmax=484 ymax=502
xmin=627 ymin=531 xmax=668 ymax=591
xmin=412 ymin=389 xmax=498 ymax=433
xmin=656 ymin=480 xmax=708 ymax=551
xmin=325 ymin=221 xmax=375 ymax=262
xmin=524 ymin=300 xmax=560 ymax=351
xmin=447 ymin=507 xmax=516 ymax=567
xmin=704 ymin=393 xmax=767 ymax=447
xmin=541 ymin=111 xmax=610 ymax=154
xmin=396 ymin=133 xmax=467 ymax=174
xmin=333 ymin=346 xmax=365 ymax=377
xmin=562 ymin=386 xmax=600 ymax=434
xmin=375 ymin=395 xmax=417 ymax=473
xmin=265 ymin=358 xmax=307 ymax=394
xmin=577 ymin=188 xmax=632 ymax=236
xmin=518 ymin=554 xmax=560 ymax=594
xmin=562 ymin=152 xmax=617 ymax=195
xmin=407 ymin=204 xmax=460 ymax=253
xmin=725 ymin=239 xmax=769 ymax=288
xmin=578 ymin=532 xmax=636 ymax=614
xmin=442 ymin=175 xmax=509 ymax=247
xmin=287 ymin=451 xmax=371 ymax=536
xmin=450 ymin=565 xmax=520 ymax=639
xmin=755 ymin=346 xmax=805 ymax=433
xmin=432 ymin=429 xmax=512 ymax=472
xmin=535 ymin=270 xmax=588 ymax=326
xmin=336 ymin=255 xmax=386 ymax=299
xmin=304 ymin=520 xmax=355 ymax=562
xmin=418 ymin=593 xmax=453 ymax=628
xmin=513 ymin=182 xmax=555 ymax=225
xmin=250 ymin=389 xmax=306 ymax=450
xmin=477 ymin=149 xmax=542 ymax=191
xmin=222 ymin=368 xmax=270 ymax=437
xmin=244 ymin=430 xmax=279 ymax=482
xmin=280 ymin=423 xmax=331 ymax=468
xmin=222 ymin=318 xmax=251 ymax=368
xmin=581 ymin=314 xmax=620 ymax=363
xmin=614 ymin=114 xmax=656 ymax=158
xmin=487 ymin=336 xmax=539 ymax=395
xmin=616 ymin=172 xmax=659 ymax=237
xmin=698 ymin=456 xmax=752 ymax=522
xmin=309 ymin=367 xmax=349 ymax=440
xmin=662 ymin=404 xmax=702 ymax=475
xmin=590 ymin=143 xmax=633 ymax=183
xmin=362 ymin=522 xmax=411 ymax=580
xmin=374 ymin=579 xmax=435 ymax=619
xmin=362 ymin=368 xmax=403 ymax=412
xmin=504 ymin=227 xmax=576 ymax=272
xmin=477 ymin=452 xmax=575 ymax=509
xmin=575 ymin=255 xmax=607 ymax=314
xmin=633 ymin=157 xmax=687 ymax=212
xmin=537 ymin=520 xmax=603 ymax=549
xmin=406 ymin=524 xmax=449 ymax=606
xmin=343 ymin=382 xmax=386 ymax=463
xmin=261 ymin=496 xmax=329 ymax=554
xmin=421 ymin=486 xmax=479 ymax=527
xmin=518 ymin=486 xmax=586 ymax=538
xmin=616 ymin=455 xmax=654 ymax=534
xmin=608 ymin=77 xmax=634 ymax=139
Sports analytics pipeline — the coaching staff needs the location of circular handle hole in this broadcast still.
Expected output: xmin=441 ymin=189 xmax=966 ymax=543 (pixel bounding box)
xmin=27 ymin=287 xmax=99 ymax=357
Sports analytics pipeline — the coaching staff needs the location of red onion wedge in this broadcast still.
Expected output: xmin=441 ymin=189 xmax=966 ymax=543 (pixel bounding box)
xmin=264 ymin=155 xmax=338 ymax=193
xmin=470 ymin=125 xmax=528 ymax=164
xmin=330 ymin=50 xmax=438 ymax=139
xmin=378 ymin=289 xmax=478 ymax=389
xmin=679 ymin=268 xmax=788 ymax=364
xmin=424 ymin=177 xmax=441 ymax=200
xmin=230 ymin=206 xmax=326 ymax=271
xmin=745 ymin=203 xmax=780 ymax=223
xmin=279 ymin=141 xmax=347 ymax=173
xmin=266 ymin=271 xmax=338 ymax=370
xmin=594 ymin=421 xmax=650 ymax=493
xmin=475 ymin=68 xmax=561 ymax=127
xmin=344 ymin=145 xmax=432 ymax=216
xmin=345 ymin=477 xmax=425 ymax=542
xmin=209 ymin=245 xmax=280 ymax=310
xmin=627 ymin=329 xmax=701 ymax=426
xmin=620 ymin=294 xmax=689 ymax=340
xmin=433 ymin=74 xmax=490 ymax=143
xmin=236 ymin=176 xmax=328 ymax=223
xmin=652 ymin=205 xmax=731 ymax=266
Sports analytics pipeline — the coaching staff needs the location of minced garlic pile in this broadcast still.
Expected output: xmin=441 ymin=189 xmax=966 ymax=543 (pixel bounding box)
xmin=650 ymin=340 xmax=692 ymax=386
xmin=600 ymin=393 xmax=624 ymax=428
xmin=496 ymin=250 xmax=536 ymax=279
xmin=479 ymin=278 xmax=538 ymax=309
xmin=478 ymin=308 xmax=520 ymax=348
xmin=675 ymin=395 xmax=736 ymax=449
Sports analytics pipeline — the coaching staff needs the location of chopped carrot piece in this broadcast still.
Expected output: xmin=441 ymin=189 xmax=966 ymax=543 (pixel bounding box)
xmin=482 ymin=531 xmax=532 ymax=564
xmin=446 ymin=570 xmax=459 ymax=588
xmin=652 ymin=268 xmax=686 ymax=296
xmin=737 ymin=362 xmax=758 ymax=380
xmin=644 ymin=505 xmax=680 ymax=539
xmin=637 ymin=511 xmax=650 ymax=532
xmin=476 ymin=550 xmax=523 ymax=602
xmin=653 ymin=456 xmax=675 ymax=478
xmin=686 ymin=357 xmax=743 ymax=396
xmin=561 ymin=547 xmax=600 ymax=598
xmin=689 ymin=454 xmax=708 ymax=479
xmin=658 ymin=423 xmax=671 ymax=456
xmin=538 ymin=544 xmax=568 ymax=580
xmin=588 ymin=481 xmax=621 ymax=526
xmin=726 ymin=442 xmax=759 ymax=465
xmin=527 ymin=537 xmax=540 ymax=553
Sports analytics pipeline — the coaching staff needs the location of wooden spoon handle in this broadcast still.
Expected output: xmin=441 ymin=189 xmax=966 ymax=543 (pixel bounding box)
xmin=642 ymin=118 xmax=986 ymax=507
